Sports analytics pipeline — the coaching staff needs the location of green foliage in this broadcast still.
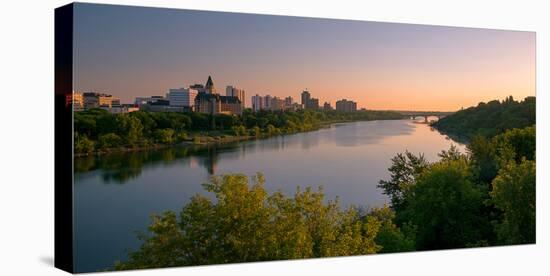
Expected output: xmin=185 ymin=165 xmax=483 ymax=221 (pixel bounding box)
xmin=98 ymin=133 xmax=123 ymax=149
xmin=402 ymin=159 xmax=489 ymax=250
xmin=437 ymin=144 xmax=465 ymax=162
xmin=368 ymin=206 xmax=415 ymax=253
xmin=176 ymin=131 xmax=189 ymax=142
xmin=468 ymin=135 xmax=499 ymax=184
xmin=115 ymin=174 xmax=382 ymax=270
xmin=74 ymin=134 xmax=95 ymax=154
xmin=116 ymin=115 xmax=144 ymax=147
xmin=153 ymin=129 xmax=175 ymax=144
xmin=490 ymin=159 xmax=536 ymax=245
xmin=468 ymin=126 xmax=536 ymax=185
xmin=250 ymin=126 xmax=261 ymax=137
xmin=379 ymin=124 xmax=536 ymax=251
xmin=231 ymin=125 xmax=247 ymax=136
xmin=377 ymin=151 xmax=429 ymax=212
xmin=492 ymin=126 xmax=536 ymax=165
xmin=432 ymin=96 xmax=535 ymax=141
xmin=74 ymin=109 xmax=405 ymax=154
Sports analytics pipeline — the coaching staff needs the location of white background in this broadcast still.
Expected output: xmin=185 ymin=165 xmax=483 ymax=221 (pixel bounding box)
xmin=0 ymin=0 xmax=548 ymax=275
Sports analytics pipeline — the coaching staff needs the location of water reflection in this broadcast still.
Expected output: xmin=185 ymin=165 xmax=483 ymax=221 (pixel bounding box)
xmin=75 ymin=120 xmax=417 ymax=183
xmin=75 ymin=144 xmax=236 ymax=184
xmin=73 ymin=119 xmax=464 ymax=272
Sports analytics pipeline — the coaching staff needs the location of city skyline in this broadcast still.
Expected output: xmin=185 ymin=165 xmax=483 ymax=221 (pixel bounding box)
xmin=74 ymin=3 xmax=535 ymax=111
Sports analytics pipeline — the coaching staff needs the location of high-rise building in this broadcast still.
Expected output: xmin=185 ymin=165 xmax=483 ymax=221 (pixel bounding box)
xmin=335 ymin=99 xmax=357 ymax=112
xmin=308 ymin=98 xmax=320 ymax=109
xmin=167 ymin=88 xmax=198 ymax=109
xmin=284 ymin=96 xmax=293 ymax=109
xmin=226 ymin=85 xmax=245 ymax=109
xmin=251 ymin=94 xmax=263 ymax=112
xmin=323 ymin=102 xmax=332 ymax=111
xmin=264 ymin=95 xmax=272 ymax=110
xmin=270 ymin=97 xmax=285 ymax=111
xmin=301 ymin=90 xmax=311 ymax=108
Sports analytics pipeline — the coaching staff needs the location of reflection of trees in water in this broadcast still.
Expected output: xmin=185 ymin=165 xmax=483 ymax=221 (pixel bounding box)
xmin=333 ymin=121 xmax=415 ymax=147
xmin=74 ymin=143 xmax=242 ymax=184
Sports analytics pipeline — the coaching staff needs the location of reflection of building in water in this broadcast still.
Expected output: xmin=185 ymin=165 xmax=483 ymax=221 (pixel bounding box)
xmin=300 ymin=131 xmax=321 ymax=149
xmin=189 ymin=157 xmax=199 ymax=168
xmin=201 ymin=146 xmax=219 ymax=175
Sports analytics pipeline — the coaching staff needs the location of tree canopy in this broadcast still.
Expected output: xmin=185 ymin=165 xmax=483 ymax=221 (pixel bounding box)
xmin=75 ymin=108 xmax=404 ymax=154
xmin=115 ymin=174 xmax=386 ymax=270
xmin=432 ymin=96 xmax=535 ymax=141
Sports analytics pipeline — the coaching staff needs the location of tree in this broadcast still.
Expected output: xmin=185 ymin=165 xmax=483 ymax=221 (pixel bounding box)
xmin=468 ymin=126 xmax=535 ymax=186
xmin=75 ymin=134 xmax=95 ymax=154
xmin=115 ymin=173 xmax=382 ymax=270
xmin=403 ymin=159 xmax=489 ymax=250
xmin=490 ymin=159 xmax=536 ymax=245
xmin=432 ymin=96 xmax=535 ymax=140
xmin=153 ymin=129 xmax=175 ymax=144
xmin=231 ymin=125 xmax=247 ymax=136
xmin=438 ymin=144 xmax=464 ymax=162
xmin=493 ymin=126 xmax=536 ymax=165
xmin=367 ymin=205 xmax=415 ymax=253
xmin=468 ymin=135 xmax=499 ymax=184
xmin=117 ymin=115 xmax=144 ymax=147
xmin=266 ymin=124 xmax=277 ymax=136
xmin=377 ymin=151 xmax=429 ymax=212
xmin=98 ymin=133 xmax=123 ymax=149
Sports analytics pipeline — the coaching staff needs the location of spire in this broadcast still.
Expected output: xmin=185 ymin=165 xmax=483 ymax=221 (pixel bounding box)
xmin=205 ymin=75 xmax=216 ymax=94
xmin=206 ymin=75 xmax=214 ymax=87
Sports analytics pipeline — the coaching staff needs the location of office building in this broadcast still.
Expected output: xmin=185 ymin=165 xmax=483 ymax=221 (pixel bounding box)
xmin=264 ymin=95 xmax=272 ymax=110
xmin=301 ymin=90 xmax=311 ymax=108
xmin=251 ymin=94 xmax=263 ymax=112
xmin=308 ymin=98 xmax=319 ymax=109
xmin=226 ymin=85 xmax=245 ymax=109
xmin=336 ymin=99 xmax=357 ymax=112
xmin=167 ymin=88 xmax=198 ymax=110
xmin=83 ymin=92 xmax=117 ymax=109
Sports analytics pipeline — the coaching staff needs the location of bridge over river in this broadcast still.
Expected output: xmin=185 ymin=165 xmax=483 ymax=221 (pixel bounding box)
xmin=395 ymin=111 xmax=456 ymax=123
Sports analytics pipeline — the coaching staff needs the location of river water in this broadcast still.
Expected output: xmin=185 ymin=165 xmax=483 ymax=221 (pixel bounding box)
xmin=74 ymin=119 xmax=464 ymax=272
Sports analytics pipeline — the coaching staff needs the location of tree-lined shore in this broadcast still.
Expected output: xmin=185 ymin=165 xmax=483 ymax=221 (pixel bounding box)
xmin=431 ymin=96 xmax=535 ymax=141
xmin=74 ymin=108 xmax=405 ymax=155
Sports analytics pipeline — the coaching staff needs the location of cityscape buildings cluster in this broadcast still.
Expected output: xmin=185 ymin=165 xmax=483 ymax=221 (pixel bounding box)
xmin=73 ymin=75 xmax=359 ymax=115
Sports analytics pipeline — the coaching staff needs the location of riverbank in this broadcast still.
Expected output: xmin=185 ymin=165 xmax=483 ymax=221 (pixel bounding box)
xmin=74 ymin=117 xmax=404 ymax=158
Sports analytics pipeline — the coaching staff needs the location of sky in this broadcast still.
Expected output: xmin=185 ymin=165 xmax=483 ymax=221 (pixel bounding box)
xmin=73 ymin=3 xmax=535 ymax=111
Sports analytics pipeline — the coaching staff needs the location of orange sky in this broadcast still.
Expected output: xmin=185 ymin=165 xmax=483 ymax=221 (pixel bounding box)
xmin=74 ymin=4 xmax=536 ymax=111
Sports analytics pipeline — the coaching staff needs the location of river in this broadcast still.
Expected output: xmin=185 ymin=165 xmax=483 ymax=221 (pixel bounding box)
xmin=73 ymin=119 xmax=464 ymax=272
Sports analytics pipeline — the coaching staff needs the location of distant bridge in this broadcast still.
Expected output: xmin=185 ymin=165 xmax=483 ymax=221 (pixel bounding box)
xmin=395 ymin=111 xmax=456 ymax=123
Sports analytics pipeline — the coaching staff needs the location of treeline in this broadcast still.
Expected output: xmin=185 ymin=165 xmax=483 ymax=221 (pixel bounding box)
xmin=115 ymin=125 xmax=535 ymax=270
xmin=432 ymin=96 xmax=535 ymax=140
xmin=379 ymin=125 xmax=535 ymax=249
xmin=115 ymin=174 xmax=412 ymax=270
xmin=75 ymin=108 xmax=404 ymax=154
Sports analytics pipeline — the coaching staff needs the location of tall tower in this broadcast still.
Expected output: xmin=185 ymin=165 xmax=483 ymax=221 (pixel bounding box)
xmin=205 ymin=75 xmax=216 ymax=94
xmin=301 ymin=89 xmax=311 ymax=108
